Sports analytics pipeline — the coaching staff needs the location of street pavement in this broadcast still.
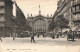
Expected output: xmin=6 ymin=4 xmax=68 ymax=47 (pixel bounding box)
xmin=0 ymin=37 xmax=80 ymax=52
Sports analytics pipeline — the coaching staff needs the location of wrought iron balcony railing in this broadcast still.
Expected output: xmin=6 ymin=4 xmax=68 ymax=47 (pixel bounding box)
xmin=72 ymin=9 xmax=80 ymax=14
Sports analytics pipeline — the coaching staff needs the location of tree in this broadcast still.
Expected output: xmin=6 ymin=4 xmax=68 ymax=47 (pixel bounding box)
xmin=15 ymin=3 xmax=27 ymax=33
xmin=24 ymin=22 xmax=32 ymax=32
xmin=48 ymin=19 xmax=58 ymax=32
xmin=49 ymin=15 xmax=69 ymax=38
xmin=48 ymin=20 xmax=57 ymax=39
xmin=48 ymin=21 xmax=54 ymax=32
xmin=56 ymin=15 xmax=69 ymax=36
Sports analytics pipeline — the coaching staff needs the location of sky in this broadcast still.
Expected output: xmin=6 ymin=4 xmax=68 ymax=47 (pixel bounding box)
xmin=13 ymin=0 xmax=58 ymax=19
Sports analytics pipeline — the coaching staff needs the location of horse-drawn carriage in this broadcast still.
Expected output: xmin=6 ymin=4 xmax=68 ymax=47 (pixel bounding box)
xmin=67 ymin=27 xmax=80 ymax=41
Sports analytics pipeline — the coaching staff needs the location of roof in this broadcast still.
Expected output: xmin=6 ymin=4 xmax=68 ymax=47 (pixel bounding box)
xmin=27 ymin=14 xmax=52 ymax=19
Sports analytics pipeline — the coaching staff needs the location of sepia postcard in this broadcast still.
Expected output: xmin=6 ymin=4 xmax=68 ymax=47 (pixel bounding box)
xmin=0 ymin=0 xmax=80 ymax=52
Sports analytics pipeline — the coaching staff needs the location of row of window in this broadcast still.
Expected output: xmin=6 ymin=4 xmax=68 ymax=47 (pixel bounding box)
xmin=72 ymin=5 xmax=80 ymax=13
xmin=74 ymin=22 xmax=80 ymax=27
xmin=33 ymin=30 xmax=46 ymax=32
xmin=33 ymin=25 xmax=46 ymax=27
xmin=72 ymin=0 xmax=80 ymax=6
xmin=34 ymin=21 xmax=46 ymax=24
xmin=33 ymin=28 xmax=46 ymax=30
xmin=73 ymin=0 xmax=80 ymax=3
xmin=72 ymin=13 xmax=80 ymax=20
xmin=73 ymin=13 xmax=80 ymax=17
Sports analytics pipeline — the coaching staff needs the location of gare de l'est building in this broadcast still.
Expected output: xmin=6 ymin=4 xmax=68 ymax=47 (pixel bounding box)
xmin=27 ymin=6 xmax=53 ymax=35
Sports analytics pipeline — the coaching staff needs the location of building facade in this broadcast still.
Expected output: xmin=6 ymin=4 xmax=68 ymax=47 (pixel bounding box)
xmin=53 ymin=0 xmax=80 ymax=36
xmin=27 ymin=5 xmax=52 ymax=34
xmin=72 ymin=0 xmax=80 ymax=28
xmin=0 ymin=0 xmax=13 ymax=37
xmin=27 ymin=14 xmax=52 ymax=34
xmin=52 ymin=0 xmax=73 ymax=34
xmin=54 ymin=0 xmax=72 ymax=23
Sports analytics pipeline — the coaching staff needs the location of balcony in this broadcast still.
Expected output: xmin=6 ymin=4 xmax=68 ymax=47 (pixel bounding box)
xmin=73 ymin=1 xmax=80 ymax=7
xmin=72 ymin=16 xmax=80 ymax=22
xmin=72 ymin=9 xmax=80 ymax=14
xmin=0 ymin=2 xmax=5 ymax=7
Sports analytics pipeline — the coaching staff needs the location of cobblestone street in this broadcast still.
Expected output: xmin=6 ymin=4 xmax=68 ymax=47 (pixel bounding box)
xmin=0 ymin=37 xmax=80 ymax=52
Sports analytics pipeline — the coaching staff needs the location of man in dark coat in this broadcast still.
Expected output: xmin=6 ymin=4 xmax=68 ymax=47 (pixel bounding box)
xmin=31 ymin=34 xmax=35 ymax=43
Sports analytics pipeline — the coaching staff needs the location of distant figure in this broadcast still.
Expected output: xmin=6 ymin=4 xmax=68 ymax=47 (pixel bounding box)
xmin=31 ymin=34 xmax=35 ymax=43
xmin=13 ymin=33 xmax=15 ymax=40
xmin=0 ymin=37 xmax=2 ymax=42
xmin=43 ymin=34 xmax=44 ymax=38
xmin=56 ymin=33 xmax=59 ymax=38
xmin=37 ymin=34 xmax=39 ymax=38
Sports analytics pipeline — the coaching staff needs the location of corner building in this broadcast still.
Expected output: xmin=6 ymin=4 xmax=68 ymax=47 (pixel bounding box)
xmin=72 ymin=0 xmax=80 ymax=28
xmin=0 ymin=0 xmax=13 ymax=37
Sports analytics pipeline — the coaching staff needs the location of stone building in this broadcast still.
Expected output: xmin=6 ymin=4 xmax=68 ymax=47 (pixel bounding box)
xmin=0 ymin=0 xmax=13 ymax=37
xmin=27 ymin=5 xmax=52 ymax=35
xmin=54 ymin=0 xmax=73 ymax=25
xmin=53 ymin=0 xmax=80 ymax=36
xmin=72 ymin=0 xmax=80 ymax=28
xmin=52 ymin=0 xmax=73 ymax=34
xmin=71 ymin=0 xmax=80 ymax=38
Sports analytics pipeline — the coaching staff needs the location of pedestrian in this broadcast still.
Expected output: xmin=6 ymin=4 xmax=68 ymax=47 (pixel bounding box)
xmin=31 ymin=34 xmax=35 ymax=43
xmin=72 ymin=31 xmax=75 ymax=41
xmin=43 ymin=34 xmax=44 ymax=38
xmin=13 ymin=33 xmax=15 ymax=40
xmin=37 ymin=34 xmax=39 ymax=38
xmin=0 ymin=37 xmax=2 ymax=42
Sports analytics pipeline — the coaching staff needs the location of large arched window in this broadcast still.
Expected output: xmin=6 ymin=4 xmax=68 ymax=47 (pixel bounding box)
xmin=33 ymin=18 xmax=47 ymax=32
